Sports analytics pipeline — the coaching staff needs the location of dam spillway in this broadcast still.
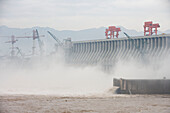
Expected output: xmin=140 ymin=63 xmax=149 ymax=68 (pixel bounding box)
xmin=65 ymin=34 xmax=170 ymax=69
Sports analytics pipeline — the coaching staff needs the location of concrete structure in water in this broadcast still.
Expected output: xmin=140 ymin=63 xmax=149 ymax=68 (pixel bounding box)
xmin=65 ymin=34 xmax=170 ymax=70
xmin=113 ymin=78 xmax=170 ymax=94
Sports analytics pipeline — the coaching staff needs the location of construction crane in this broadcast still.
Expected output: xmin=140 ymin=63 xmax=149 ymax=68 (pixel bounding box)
xmin=47 ymin=31 xmax=64 ymax=47
xmin=16 ymin=29 xmax=45 ymax=56
xmin=123 ymin=32 xmax=131 ymax=39
xmin=124 ymin=32 xmax=149 ymax=44
xmin=0 ymin=35 xmax=24 ymax=58
xmin=1 ymin=35 xmax=18 ymax=57
xmin=105 ymin=26 xmax=121 ymax=39
xmin=144 ymin=21 xmax=160 ymax=36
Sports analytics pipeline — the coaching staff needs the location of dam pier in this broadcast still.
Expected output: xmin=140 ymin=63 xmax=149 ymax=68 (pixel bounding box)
xmin=65 ymin=34 xmax=170 ymax=71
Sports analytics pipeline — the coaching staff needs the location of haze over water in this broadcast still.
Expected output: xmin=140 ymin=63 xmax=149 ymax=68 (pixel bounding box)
xmin=0 ymin=51 xmax=169 ymax=96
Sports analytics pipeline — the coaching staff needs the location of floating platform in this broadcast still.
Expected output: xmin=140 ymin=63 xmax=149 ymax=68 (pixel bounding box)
xmin=113 ymin=78 xmax=170 ymax=94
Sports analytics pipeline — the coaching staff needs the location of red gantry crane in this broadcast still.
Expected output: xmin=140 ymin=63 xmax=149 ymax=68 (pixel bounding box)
xmin=105 ymin=26 xmax=121 ymax=39
xmin=144 ymin=21 xmax=160 ymax=36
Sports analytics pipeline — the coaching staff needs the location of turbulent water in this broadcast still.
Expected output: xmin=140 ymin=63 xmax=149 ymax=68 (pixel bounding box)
xmin=0 ymin=53 xmax=112 ymax=96
xmin=0 ymin=52 xmax=170 ymax=96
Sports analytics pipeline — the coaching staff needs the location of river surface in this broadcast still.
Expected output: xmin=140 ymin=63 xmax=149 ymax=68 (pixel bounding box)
xmin=0 ymin=94 xmax=170 ymax=113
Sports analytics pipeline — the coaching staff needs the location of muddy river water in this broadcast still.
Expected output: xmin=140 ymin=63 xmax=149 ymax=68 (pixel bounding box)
xmin=0 ymin=94 xmax=170 ymax=113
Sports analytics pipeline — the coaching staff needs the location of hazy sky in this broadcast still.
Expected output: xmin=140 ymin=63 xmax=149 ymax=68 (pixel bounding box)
xmin=0 ymin=0 xmax=169 ymax=31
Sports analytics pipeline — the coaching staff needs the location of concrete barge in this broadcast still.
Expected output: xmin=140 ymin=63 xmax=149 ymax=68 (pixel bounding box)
xmin=113 ymin=78 xmax=170 ymax=94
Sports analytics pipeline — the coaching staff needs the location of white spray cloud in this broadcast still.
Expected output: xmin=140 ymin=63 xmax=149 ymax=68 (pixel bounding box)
xmin=0 ymin=51 xmax=170 ymax=96
xmin=0 ymin=53 xmax=112 ymax=96
xmin=111 ymin=55 xmax=170 ymax=79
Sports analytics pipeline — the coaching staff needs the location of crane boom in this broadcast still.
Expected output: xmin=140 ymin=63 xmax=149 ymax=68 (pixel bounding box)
xmin=36 ymin=29 xmax=44 ymax=55
xmin=15 ymin=47 xmax=24 ymax=58
xmin=47 ymin=31 xmax=63 ymax=47
xmin=123 ymin=32 xmax=131 ymax=39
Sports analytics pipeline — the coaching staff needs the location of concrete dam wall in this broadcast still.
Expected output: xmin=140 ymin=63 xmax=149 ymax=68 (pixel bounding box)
xmin=113 ymin=78 xmax=170 ymax=94
xmin=66 ymin=35 xmax=170 ymax=67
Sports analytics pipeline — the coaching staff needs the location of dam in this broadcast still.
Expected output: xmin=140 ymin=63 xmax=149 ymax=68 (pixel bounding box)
xmin=65 ymin=34 xmax=170 ymax=70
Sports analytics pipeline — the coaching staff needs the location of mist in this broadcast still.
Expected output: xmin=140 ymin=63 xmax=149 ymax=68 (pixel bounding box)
xmin=0 ymin=53 xmax=112 ymax=96
xmin=0 ymin=51 xmax=170 ymax=96
xmin=112 ymin=55 xmax=170 ymax=79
